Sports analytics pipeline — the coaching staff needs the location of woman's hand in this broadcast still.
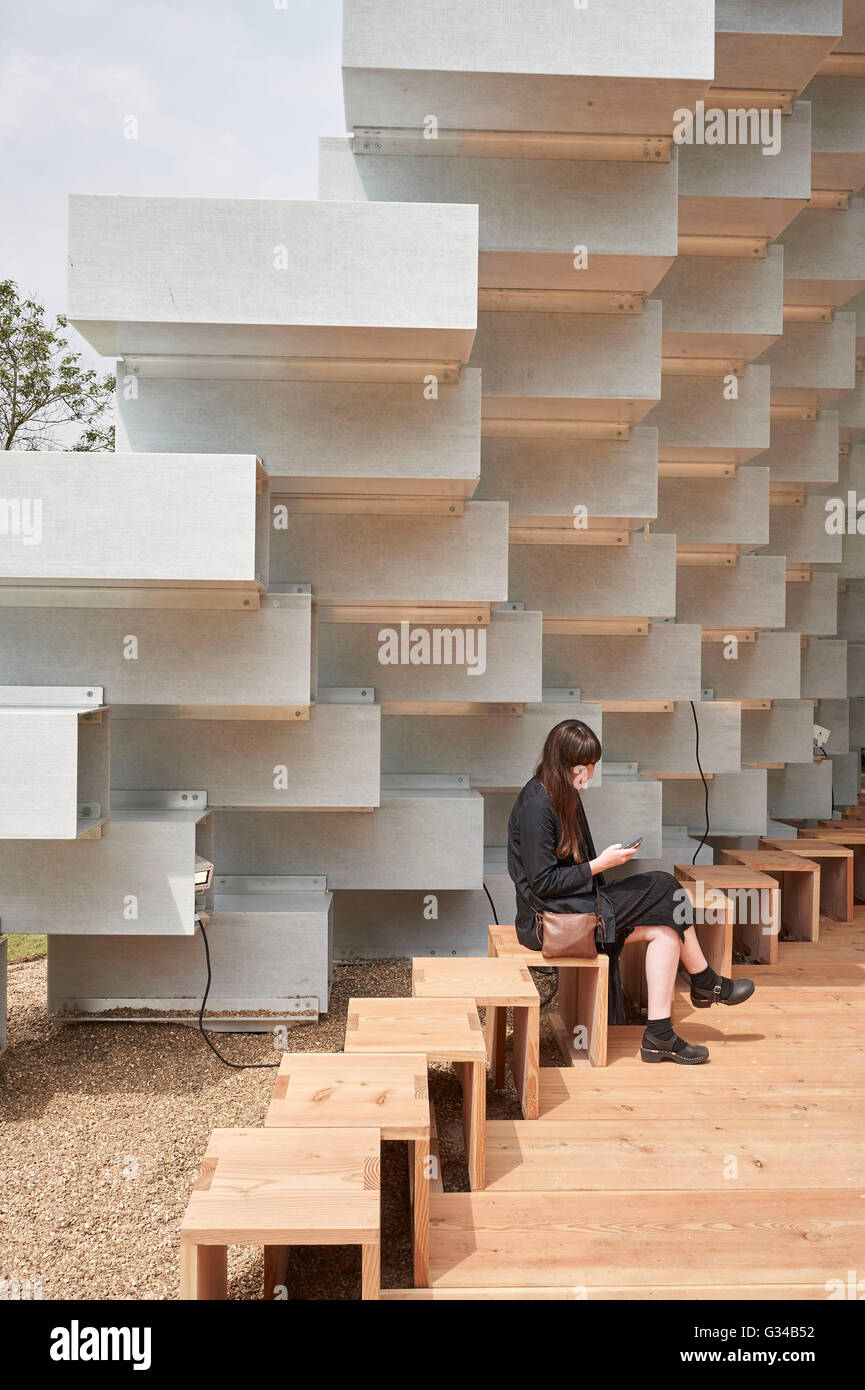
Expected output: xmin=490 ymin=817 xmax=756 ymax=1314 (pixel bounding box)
xmin=590 ymin=843 xmax=639 ymax=874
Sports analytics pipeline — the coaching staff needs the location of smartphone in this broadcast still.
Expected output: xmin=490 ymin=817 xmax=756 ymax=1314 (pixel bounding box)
xmin=622 ymin=836 xmax=643 ymax=851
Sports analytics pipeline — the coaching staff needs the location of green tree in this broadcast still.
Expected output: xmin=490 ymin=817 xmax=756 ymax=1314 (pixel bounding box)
xmin=0 ymin=278 xmax=115 ymax=451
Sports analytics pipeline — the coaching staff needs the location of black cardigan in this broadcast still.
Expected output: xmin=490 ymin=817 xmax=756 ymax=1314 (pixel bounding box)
xmin=507 ymin=777 xmax=617 ymax=948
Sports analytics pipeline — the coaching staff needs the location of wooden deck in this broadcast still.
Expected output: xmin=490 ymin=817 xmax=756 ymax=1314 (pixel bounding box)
xmin=422 ymin=912 xmax=865 ymax=1299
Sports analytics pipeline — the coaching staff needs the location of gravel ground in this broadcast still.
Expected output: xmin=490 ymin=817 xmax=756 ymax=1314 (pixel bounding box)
xmin=0 ymin=957 xmax=567 ymax=1301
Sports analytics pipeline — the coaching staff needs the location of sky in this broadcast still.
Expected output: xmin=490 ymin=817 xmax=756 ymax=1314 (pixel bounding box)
xmin=0 ymin=0 xmax=345 ymax=373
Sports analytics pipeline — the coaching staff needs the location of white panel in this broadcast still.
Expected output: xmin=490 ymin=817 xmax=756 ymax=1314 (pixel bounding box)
xmin=68 ymin=195 xmax=478 ymax=362
xmin=0 ymin=453 xmax=262 ymax=585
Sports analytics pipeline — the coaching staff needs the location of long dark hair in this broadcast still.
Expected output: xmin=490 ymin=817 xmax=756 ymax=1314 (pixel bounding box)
xmin=535 ymin=719 xmax=602 ymax=860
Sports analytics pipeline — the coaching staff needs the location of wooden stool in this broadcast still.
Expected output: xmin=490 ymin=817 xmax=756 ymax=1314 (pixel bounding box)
xmin=411 ymin=957 xmax=540 ymax=1120
xmin=675 ymin=864 xmax=780 ymax=964
xmin=264 ymin=1052 xmax=431 ymax=1286
xmin=721 ymin=848 xmax=821 ymax=942
xmin=487 ymin=924 xmax=609 ymax=1068
xmin=799 ymin=827 xmax=865 ymax=904
xmin=761 ymin=838 xmax=853 ymax=923
xmin=179 ymin=1127 xmax=380 ymax=1301
xmin=345 ymin=997 xmax=488 ymax=1191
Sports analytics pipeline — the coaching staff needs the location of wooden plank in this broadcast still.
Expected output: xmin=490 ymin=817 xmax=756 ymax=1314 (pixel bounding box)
xmin=319 ymin=604 xmax=490 ymax=626
xmin=427 ymin=1190 xmax=865 ymax=1288
xmin=542 ymin=617 xmax=650 ymax=636
xmin=481 ymin=419 xmax=629 ymax=441
xmin=478 ymin=289 xmax=644 ymax=314
xmin=483 ymin=1120 xmax=865 ymax=1190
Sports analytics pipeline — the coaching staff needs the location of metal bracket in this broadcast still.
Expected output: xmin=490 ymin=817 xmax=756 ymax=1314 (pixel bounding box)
xmin=381 ymin=773 xmax=470 ymax=791
xmin=599 ymin=762 xmax=640 ymax=779
xmin=213 ymin=875 xmax=327 ymax=894
xmin=110 ymin=789 xmax=208 ymax=811
xmin=0 ymin=685 xmax=104 ymax=708
xmin=316 ymin=687 xmax=375 ymax=705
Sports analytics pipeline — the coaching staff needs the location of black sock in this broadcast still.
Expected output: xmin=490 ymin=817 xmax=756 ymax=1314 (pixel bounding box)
xmin=642 ymin=1017 xmax=688 ymax=1053
xmin=689 ymin=965 xmax=733 ymax=1000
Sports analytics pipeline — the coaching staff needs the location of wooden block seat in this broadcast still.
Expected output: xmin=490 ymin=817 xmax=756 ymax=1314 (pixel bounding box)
xmin=761 ymin=838 xmax=853 ymax=924
xmin=721 ymin=848 xmax=821 ymax=943
xmin=487 ymin=924 xmax=609 ymax=1069
xmin=180 ymin=1127 xmax=381 ymax=1301
xmin=345 ymin=997 xmax=487 ymax=1191
xmin=264 ymin=1052 xmax=431 ymax=1286
xmin=799 ymin=828 xmax=865 ymax=904
xmin=675 ymin=863 xmax=780 ymax=965
xmin=412 ymin=957 xmax=540 ymax=1120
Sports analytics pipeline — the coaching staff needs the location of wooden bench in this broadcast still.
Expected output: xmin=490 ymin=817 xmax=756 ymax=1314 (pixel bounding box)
xmin=760 ymin=838 xmax=853 ymax=924
xmin=799 ymin=827 xmax=865 ymax=904
xmin=264 ymin=1052 xmax=431 ymax=1286
xmin=344 ymin=997 xmax=488 ymax=1191
xmin=487 ymin=924 xmax=609 ymax=1068
xmin=179 ymin=1127 xmax=380 ymax=1300
xmin=721 ymin=848 xmax=822 ymax=943
xmin=412 ymin=957 xmax=540 ymax=1119
xmin=675 ymin=864 xmax=779 ymax=965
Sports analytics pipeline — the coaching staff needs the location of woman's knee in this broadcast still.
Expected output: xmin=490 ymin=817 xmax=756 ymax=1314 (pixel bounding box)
xmin=643 ymin=922 xmax=681 ymax=947
xmin=653 ymin=870 xmax=680 ymax=893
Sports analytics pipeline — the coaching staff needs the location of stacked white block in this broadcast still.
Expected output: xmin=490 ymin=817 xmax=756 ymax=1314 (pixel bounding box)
xmin=0 ymin=688 xmax=109 ymax=839
xmin=47 ymin=880 xmax=332 ymax=1024
xmin=0 ymin=791 xmax=212 ymax=936
xmin=0 ymin=451 xmax=268 ymax=601
xmin=341 ymin=0 xmax=715 ymax=135
xmin=68 ymin=194 xmax=479 ymax=378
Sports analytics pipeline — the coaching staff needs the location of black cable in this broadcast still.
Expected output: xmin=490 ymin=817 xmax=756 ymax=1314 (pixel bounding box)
xmin=482 ymin=880 xmax=499 ymax=925
xmin=196 ymin=915 xmax=279 ymax=1071
xmin=690 ymin=699 xmax=710 ymax=864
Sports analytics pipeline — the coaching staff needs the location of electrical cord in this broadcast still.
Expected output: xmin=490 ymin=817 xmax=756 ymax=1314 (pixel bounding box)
xmin=482 ymin=880 xmax=499 ymax=925
xmin=690 ymin=699 xmax=710 ymax=864
xmin=196 ymin=915 xmax=279 ymax=1071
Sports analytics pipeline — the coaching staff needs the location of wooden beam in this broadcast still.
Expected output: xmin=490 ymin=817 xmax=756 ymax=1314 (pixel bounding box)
xmin=319 ymin=603 xmax=490 ymax=626
xmin=770 ymin=488 xmax=806 ymax=506
xmin=478 ymin=289 xmax=644 ymax=315
xmin=658 ymin=460 xmax=737 ymax=479
xmin=354 ymin=127 xmax=673 ymax=162
xmin=676 ymin=547 xmax=738 ymax=568
xmin=701 ymin=628 xmax=757 ymax=643
xmin=708 ymin=87 xmax=795 ymax=113
xmin=280 ymin=495 xmax=466 ymax=516
xmin=542 ymin=617 xmax=650 ymax=637
xmin=770 ymin=404 xmax=818 ymax=421
xmin=380 ymin=702 xmax=524 ymax=717
xmin=807 ymin=190 xmax=849 ymax=211
xmin=590 ymin=700 xmax=675 ymax=714
xmin=676 ymin=235 xmax=766 ymax=259
xmin=481 ymin=419 xmax=630 ymax=441
xmin=817 ymin=53 xmax=865 ymax=77
xmin=510 ymin=528 xmax=629 ymax=547
xmin=661 ymin=358 xmax=746 ymax=378
xmin=783 ymin=304 xmax=834 ymax=322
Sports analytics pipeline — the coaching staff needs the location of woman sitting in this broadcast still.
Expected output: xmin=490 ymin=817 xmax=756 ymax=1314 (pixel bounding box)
xmin=507 ymin=718 xmax=754 ymax=1064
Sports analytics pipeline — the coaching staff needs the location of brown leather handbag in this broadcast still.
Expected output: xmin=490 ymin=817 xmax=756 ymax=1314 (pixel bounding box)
xmin=534 ymin=880 xmax=604 ymax=960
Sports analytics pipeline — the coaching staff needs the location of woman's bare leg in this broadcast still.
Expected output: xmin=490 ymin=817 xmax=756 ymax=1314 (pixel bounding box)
xmin=626 ymin=923 xmax=683 ymax=1020
xmin=680 ymin=925 xmax=709 ymax=974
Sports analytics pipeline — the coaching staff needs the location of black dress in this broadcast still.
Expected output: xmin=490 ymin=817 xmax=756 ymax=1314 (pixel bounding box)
xmin=507 ymin=777 xmax=691 ymax=1023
